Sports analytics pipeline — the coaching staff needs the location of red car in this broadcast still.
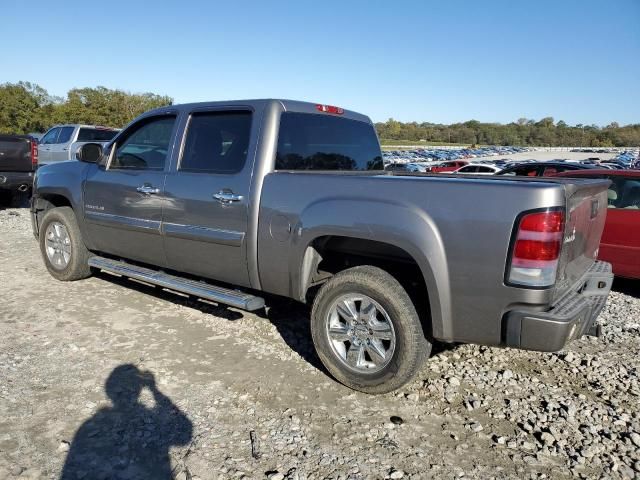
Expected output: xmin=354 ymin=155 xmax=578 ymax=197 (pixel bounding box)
xmin=554 ymin=169 xmax=640 ymax=279
xmin=427 ymin=160 xmax=468 ymax=173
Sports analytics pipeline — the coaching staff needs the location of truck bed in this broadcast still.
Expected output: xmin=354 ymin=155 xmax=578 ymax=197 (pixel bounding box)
xmin=257 ymin=171 xmax=609 ymax=346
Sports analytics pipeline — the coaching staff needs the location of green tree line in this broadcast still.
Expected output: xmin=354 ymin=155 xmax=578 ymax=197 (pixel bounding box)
xmin=376 ymin=117 xmax=640 ymax=147
xmin=1 ymin=81 xmax=638 ymax=147
xmin=0 ymin=81 xmax=173 ymax=134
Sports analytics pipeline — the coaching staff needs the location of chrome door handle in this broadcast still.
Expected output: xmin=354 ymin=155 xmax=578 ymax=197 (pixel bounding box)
xmin=213 ymin=190 xmax=243 ymax=204
xmin=136 ymin=185 xmax=160 ymax=195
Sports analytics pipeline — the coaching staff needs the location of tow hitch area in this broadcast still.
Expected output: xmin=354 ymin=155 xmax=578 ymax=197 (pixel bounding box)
xmin=587 ymin=322 xmax=602 ymax=338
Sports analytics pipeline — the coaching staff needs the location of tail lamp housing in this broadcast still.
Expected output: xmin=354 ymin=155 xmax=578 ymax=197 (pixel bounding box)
xmin=506 ymin=209 xmax=565 ymax=287
xmin=30 ymin=138 xmax=38 ymax=168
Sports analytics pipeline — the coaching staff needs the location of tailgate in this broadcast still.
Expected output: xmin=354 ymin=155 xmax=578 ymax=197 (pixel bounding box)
xmin=553 ymin=179 xmax=609 ymax=300
xmin=0 ymin=136 xmax=33 ymax=172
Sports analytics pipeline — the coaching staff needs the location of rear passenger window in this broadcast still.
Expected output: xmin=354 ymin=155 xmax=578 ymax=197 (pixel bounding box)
xmin=180 ymin=111 xmax=252 ymax=174
xmin=110 ymin=115 xmax=176 ymax=171
xmin=276 ymin=112 xmax=383 ymax=171
xmin=77 ymin=128 xmax=118 ymax=142
xmin=57 ymin=126 xmax=75 ymax=144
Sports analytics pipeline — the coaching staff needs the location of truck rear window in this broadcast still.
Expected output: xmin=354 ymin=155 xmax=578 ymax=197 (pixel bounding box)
xmin=275 ymin=113 xmax=383 ymax=171
xmin=77 ymin=128 xmax=118 ymax=142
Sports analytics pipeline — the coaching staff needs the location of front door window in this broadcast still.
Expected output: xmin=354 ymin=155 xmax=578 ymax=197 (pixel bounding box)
xmin=109 ymin=116 xmax=176 ymax=171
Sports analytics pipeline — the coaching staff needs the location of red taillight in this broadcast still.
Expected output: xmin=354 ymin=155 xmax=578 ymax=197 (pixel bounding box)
xmin=519 ymin=211 xmax=564 ymax=234
xmin=513 ymin=239 xmax=561 ymax=262
xmin=508 ymin=210 xmax=565 ymax=287
xmin=316 ymin=104 xmax=344 ymax=115
xmin=30 ymin=139 xmax=38 ymax=168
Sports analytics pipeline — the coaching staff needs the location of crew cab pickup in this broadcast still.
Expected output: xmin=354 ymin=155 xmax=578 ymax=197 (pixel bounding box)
xmin=31 ymin=100 xmax=613 ymax=393
xmin=38 ymin=124 xmax=119 ymax=166
xmin=0 ymin=134 xmax=38 ymax=204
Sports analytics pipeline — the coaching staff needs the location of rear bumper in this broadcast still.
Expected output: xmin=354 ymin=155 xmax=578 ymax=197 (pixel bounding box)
xmin=0 ymin=171 xmax=34 ymax=191
xmin=503 ymin=261 xmax=613 ymax=352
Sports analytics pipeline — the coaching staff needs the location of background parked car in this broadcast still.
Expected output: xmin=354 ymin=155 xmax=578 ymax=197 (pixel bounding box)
xmin=496 ymin=161 xmax=597 ymax=177
xmin=554 ymin=169 xmax=640 ymax=279
xmin=384 ymin=162 xmax=428 ymax=173
xmin=453 ymin=163 xmax=502 ymax=175
xmin=38 ymin=124 xmax=119 ymax=166
xmin=0 ymin=134 xmax=38 ymax=206
xmin=427 ymin=160 xmax=468 ymax=173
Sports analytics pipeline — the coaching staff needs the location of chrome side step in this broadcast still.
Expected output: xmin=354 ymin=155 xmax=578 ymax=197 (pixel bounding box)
xmin=88 ymin=256 xmax=265 ymax=311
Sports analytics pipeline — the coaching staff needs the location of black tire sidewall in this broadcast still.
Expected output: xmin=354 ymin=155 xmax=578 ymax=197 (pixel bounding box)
xmin=39 ymin=207 xmax=90 ymax=281
xmin=311 ymin=266 xmax=430 ymax=394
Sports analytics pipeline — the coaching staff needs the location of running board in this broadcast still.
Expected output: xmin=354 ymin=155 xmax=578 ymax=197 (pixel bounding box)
xmin=88 ymin=256 xmax=265 ymax=311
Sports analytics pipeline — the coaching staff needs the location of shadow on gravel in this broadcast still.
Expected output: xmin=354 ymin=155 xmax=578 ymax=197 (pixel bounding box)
xmin=260 ymin=298 xmax=328 ymax=373
xmin=60 ymin=364 xmax=192 ymax=480
xmin=0 ymin=190 xmax=31 ymax=209
xmin=92 ymin=271 xmax=454 ymax=382
xmin=93 ymin=271 xmax=329 ymax=374
xmin=93 ymin=271 xmax=245 ymax=321
xmin=429 ymin=341 xmax=460 ymax=357
xmin=91 ymin=270 xmax=458 ymax=382
xmin=613 ymin=277 xmax=640 ymax=298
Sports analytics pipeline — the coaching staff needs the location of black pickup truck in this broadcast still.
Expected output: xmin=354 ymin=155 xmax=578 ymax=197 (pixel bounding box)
xmin=31 ymin=100 xmax=613 ymax=393
xmin=0 ymin=134 xmax=38 ymax=205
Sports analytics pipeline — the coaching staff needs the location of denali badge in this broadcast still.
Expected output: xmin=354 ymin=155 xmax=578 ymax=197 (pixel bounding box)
xmin=564 ymin=227 xmax=576 ymax=244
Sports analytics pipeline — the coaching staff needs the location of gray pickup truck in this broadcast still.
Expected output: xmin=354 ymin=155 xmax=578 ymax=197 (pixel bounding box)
xmin=31 ymin=99 xmax=613 ymax=393
xmin=38 ymin=124 xmax=119 ymax=166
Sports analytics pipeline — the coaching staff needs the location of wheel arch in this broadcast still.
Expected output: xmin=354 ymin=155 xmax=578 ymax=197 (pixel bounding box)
xmin=32 ymin=191 xmax=76 ymax=238
xmin=297 ymin=232 xmax=450 ymax=341
xmin=288 ymin=197 xmax=452 ymax=340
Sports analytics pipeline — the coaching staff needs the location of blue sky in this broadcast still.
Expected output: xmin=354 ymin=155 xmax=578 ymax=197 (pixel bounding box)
xmin=2 ymin=0 xmax=638 ymax=125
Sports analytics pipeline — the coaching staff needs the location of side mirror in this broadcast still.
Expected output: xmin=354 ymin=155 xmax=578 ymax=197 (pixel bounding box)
xmin=76 ymin=143 xmax=103 ymax=163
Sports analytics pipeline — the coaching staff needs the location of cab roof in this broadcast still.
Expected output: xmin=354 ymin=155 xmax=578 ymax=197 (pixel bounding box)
xmin=142 ymin=99 xmax=372 ymax=125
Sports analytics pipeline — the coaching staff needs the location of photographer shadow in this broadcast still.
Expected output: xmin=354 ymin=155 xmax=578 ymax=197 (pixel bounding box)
xmin=60 ymin=364 xmax=192 ymax=480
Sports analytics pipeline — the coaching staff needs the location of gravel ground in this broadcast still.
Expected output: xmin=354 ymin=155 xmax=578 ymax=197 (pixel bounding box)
xmin=0 ymin=205 xmax=639 ymax=480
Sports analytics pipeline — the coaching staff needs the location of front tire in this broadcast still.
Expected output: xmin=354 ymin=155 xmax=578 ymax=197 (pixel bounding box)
xmin=39 ymin=207 xmax=92 ymax=281
xmin=311 ymin=266 xmax=431 ymax=394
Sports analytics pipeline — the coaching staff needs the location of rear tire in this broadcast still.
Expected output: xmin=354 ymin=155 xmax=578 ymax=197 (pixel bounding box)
xmin=39 ymin=207 xmax=92 ymax=281
xmin=311 ymin=265 xmax=431 ymax=394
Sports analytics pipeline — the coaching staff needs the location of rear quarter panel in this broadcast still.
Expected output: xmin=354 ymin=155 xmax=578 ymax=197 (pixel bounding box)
xmin=258 ymin=173 xmax=571 ymax=346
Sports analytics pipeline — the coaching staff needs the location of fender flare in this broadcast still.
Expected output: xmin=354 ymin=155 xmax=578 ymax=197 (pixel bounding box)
xmin=292 ymin=197 xmax=453 ymax=339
